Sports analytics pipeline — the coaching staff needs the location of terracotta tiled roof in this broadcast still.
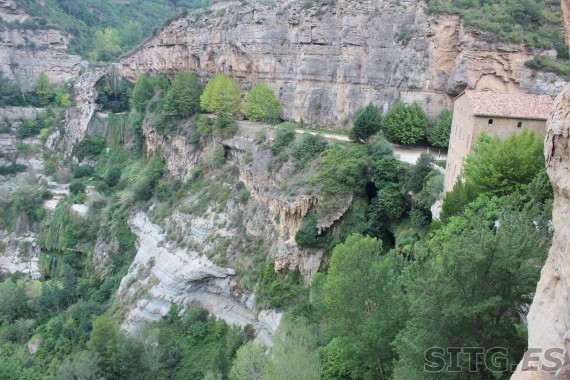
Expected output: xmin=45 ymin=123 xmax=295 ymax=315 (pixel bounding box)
xmin=462 ymin=90 xmax=553 ymax=120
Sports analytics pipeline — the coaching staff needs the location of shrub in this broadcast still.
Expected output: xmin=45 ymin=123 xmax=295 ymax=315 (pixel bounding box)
xmin=292 ymin=133 xmax=327 ymax=168
xmin=272 ymin=124 xmax=295 ymax=155
xmin=295 ymin=213 xmax=324 ymax=248
xmin=72 ymin=165 xmax=95 ymax=179
xmin=406 ymin=153 xmax=435 ymax=193
xmin=215 ymin=115 xmax=238 ymax=139
xmin=73 ymin=134 xmax=106 ymax=161
xmin=255 ymin=262 xmax=306 ymax=309
xmin=200 ymin=74 xmax=242 ymax=115
xmin=133 ymin=177 xmax=153 ymax=201
xmin=374 ymin=156 xmax=400 ymax=185
xmin=36 ymin=73 xmax=54 ymax=106
xmin=524 ymin=56 xmax=570 ymax=78
xmin=350 ymin=102 xmax=382 ymax=142
xmin=0 ymin=164 xmax=27 ymax=175
xmin=370 ymin=183 xmax=407 ymax=220
xmin=367 ymin=136 xmax=393 ymax=162
xmin=204 ymin=144 xmax=226 ymax=168
xmin=383 ymin=101 xmax=429 ymax=145
xmin=16 ymin=119 xmax=43 ymax=139
xmin=69 ymin=180 xmax=86 ymax=194
xmin=255 ymin=129 xmax=267 ymax=144
xmin=241 ymin=83 xmax=282 ymax=122
xmin=105 ymin=166 xmax=122 ymax=187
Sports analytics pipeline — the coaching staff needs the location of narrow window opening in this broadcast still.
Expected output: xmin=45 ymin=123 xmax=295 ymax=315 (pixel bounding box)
xmin=488 ymin=119 xmax=493 ymax=126
xmin=517 ymin=121 xmax=522 ymax=128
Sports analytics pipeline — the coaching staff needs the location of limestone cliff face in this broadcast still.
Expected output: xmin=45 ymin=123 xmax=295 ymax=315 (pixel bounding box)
xmin=510 ymin=81 xmax=570 ymax=380
xmin=117 ymin=212 xmax=281 ymax=345
xmin=0 ymin=0 xmax=86 ymax=91
xmin=510 ymin=2 xmax=570 ymax=378
xmin=118 ymin=0 xmax=566 ymax=126
xmin=141 ymin=118 xmax=324 ymax=276
xmin=46 ymin=69 xmax=106 ymax=158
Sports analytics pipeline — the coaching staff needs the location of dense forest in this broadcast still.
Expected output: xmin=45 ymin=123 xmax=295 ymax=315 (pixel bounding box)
xmin=0 ymin=67 xmax=553 ymax=379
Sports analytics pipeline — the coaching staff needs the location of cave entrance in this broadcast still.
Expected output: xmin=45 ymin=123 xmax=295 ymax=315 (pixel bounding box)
xmin=384 ymin=229 xmax=396 ymax=250
xmin=365 ymin=181 xmax=378 ymax=201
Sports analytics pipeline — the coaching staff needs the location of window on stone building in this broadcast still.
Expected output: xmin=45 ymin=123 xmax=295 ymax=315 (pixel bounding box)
xmin=488 ymin=119 xmax=493 ymax=126
xmin=517 ymin=121 xmax=522 ymax=128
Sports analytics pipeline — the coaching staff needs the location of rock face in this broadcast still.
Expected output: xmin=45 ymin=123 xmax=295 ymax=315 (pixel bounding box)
xmin=0 ymin=25 xmax=86 ymax=91
xmin=510 ymin=85 xmax=570 ymax=380
xmin=118 ymin=0 xmax=567 ymax=126
xmin=117 ymin=212 xmax=281 ymax=345
xmin=0 ymin=0 xmax=27 ymax=23
xmin=46 ymin=69 xmax=106 ymax=158
xmin=510 ymin=2 xmax=570 ymax=379
xmin=0 ymin=232 xmax=40 ymax=279
xmin=141 ymin=117 xmax=324 ymax=276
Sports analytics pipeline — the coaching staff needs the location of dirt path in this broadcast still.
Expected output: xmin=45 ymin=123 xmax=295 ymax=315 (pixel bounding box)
xmin=236 ymin=119 xmax=447 ymax=164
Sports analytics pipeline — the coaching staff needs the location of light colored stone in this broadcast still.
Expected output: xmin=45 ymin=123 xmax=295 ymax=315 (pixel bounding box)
xmin=117 ymin=212 xmax=282 ymax=345
xmin=46 ymin=69 xmax=106 ymax=158
xmin=118 ymin=0 xmax=566 ymax=127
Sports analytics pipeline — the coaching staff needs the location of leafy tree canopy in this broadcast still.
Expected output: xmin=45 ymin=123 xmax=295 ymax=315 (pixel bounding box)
xmin=242 ymin=83 xmax=282 ymax=123
xmin=463 ymin=130 xmax=545 ymax=196
xmin=164 ymin=71 xmax=202 ymax=117
xmin=350 ymin=102 xmax=383 ymax=142
xmin=200 ymin=74 xmax=242 ymax=116
xmin=383 ymin=101 xmax=429 ymax=145
xmin=428 ymin=108 xmax=452 ymax=148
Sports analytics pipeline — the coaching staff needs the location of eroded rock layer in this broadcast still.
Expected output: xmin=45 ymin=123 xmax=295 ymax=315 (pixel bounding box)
xmin=119 ymin=0 xmax=567 ymax=126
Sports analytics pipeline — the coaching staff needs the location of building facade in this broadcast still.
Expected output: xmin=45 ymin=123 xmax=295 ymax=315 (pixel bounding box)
xmin=444 ymin=90 xmax=553 ymax=193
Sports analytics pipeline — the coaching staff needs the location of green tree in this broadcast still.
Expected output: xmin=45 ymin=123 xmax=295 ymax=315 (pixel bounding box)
xmin=58 ymin=351 xmax=103 ymax=380
xmin=428 ymin=108 xmax=452 ymax=147
xmin=119 ymin=20 xmax=142 ymax=49
xmin=164 ymin=71 xmax=202 ymax=117
xmin=200 ymin=74 xmax=242 ymax=115
xmin=322 ymin=234 xmax=408 ymax=379
xmin=350 ymin=102 xmax=383 ymax=142
xmin=36 ymin=73 xmax=53 ymax=106
xmin=263 ymin=318 xmax=322 ymax=380
xmin=394 ymin=196 xmax=550 ymax=379
xmin=229 ymin=342 xmax=267 ymax=380
xmin=130 ymin=73 xmax=154 ymax=112
xmin=241 ymin=83 xmax=282 ymax=122
xmin=406 ymin=152 xmax=435 ymax=193
xmin=0 ymin=279 xmax=30 ymax=325
xmin=370 ymin=183 xmax=407 ymax=220
xmin=383 ymin=101 xmax=429 ymax=145
xmin=367 ymin=136 xmax=393 ymax=162
xmin=463 ymin=130 xmax=545 ymax=196
xmin=54 ymin=85 xmax=72 ymax=107
xmin=89 ymin=27 xmax=121 ymax=62
xmin=87 ymin=316 xmax=118 ymax=371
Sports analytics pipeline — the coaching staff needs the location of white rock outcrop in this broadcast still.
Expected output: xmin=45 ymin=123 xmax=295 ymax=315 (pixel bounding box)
xmin=117 ymin=212 xmax=281 ymax=345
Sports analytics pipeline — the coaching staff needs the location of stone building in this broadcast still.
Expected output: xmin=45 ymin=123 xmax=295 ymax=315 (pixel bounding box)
xmin=443 ymin=90 xmax=553 ymax=192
